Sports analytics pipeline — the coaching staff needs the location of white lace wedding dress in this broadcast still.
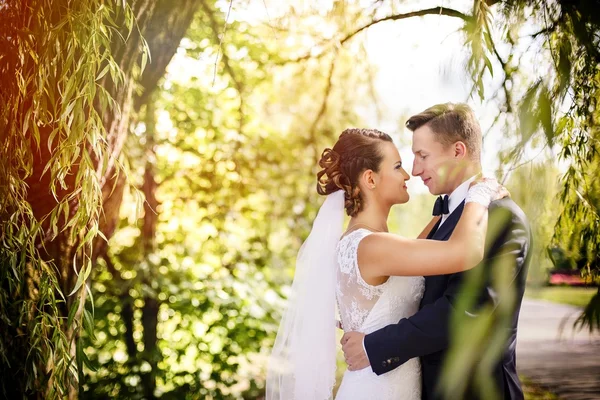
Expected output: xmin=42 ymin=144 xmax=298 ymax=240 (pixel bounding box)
xmin=335 ymin=229 xmax=425 ymax=399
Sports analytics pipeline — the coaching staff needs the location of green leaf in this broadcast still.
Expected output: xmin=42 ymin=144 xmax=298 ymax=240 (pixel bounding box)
xmin=538 ymin=87 xmax=554 ymax=146
xmin=141 ymin=50 xmax=148 ymax=75
xmin=483 ymin=31 xmax=494 ymax=52
xmin=95 ymin=64 xmax=110 ymax=81
xmin=32 ymin=121 xmax=41 ymax=150
xmin=67 ymin=298 xmax=80 ymax=327
xmin=85 ymin=283 xmax=95 ymax=317
xmin=477 ymin=77 xmax=485 ymax=99
xmin=23 ymin=109 xmax=30 ymax=137
xmin=61 ymin=100 xmax=77 ymax=121
xmin=46 ymin=128 xmax=59 ymax=153
xmin=83 ymin=309 xmax=96 ymax=342
xmin=96 ymin=229 xmax=108 ymax=243
xmin=483 ymin=55 xmax=493 ymax=78
xmin=518 ymin=80 xmax=542 ymax=142
xmin=69 ymin=258 xmax=92 ymax=296
xmin=557 ymin=40 xmax=572 ymax=96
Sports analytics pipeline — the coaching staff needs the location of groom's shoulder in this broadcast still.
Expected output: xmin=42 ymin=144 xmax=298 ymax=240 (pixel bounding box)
xmin=488 ymin=197 xmax=530 ymax=234
xmin=490 ymin=197 xmax=526 ymax=218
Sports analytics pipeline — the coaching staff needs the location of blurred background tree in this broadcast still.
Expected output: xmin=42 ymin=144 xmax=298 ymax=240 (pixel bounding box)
xmin=1 ymin=0 xmax=598 ymax=399
xmin=82 ymin=1 xmax=374 ymax=397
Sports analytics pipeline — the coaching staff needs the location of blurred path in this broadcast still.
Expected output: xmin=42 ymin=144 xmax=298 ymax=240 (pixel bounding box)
xmin=517 ymin=299 xmax=600 ymax=399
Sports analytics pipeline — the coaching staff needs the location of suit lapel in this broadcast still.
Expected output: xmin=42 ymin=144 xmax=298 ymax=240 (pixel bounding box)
xmin=431 ymin=201 xmax=465 ymax=241
xmin=421 ymin=201 xmax=467 ymax=308
xmin=426 ymin=219 xmax=442 ymax=239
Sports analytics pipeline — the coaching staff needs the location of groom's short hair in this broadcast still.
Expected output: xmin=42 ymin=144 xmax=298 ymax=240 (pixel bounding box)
xmin=405 ymin=102 xmax=482 ymax=161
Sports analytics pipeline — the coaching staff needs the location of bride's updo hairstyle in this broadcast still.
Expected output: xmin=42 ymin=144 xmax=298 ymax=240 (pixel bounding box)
xmin=317 ymin=128 xmax=393 ymax=217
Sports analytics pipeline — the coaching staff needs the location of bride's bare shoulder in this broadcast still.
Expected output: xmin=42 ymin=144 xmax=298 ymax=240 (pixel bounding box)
xmin=357 ymin=232 xmax=411 ymax=260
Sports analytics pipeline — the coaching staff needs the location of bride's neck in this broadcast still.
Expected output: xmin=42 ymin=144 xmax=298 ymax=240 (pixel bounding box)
xmin=349 ymin=201 xmax=390 ymax=232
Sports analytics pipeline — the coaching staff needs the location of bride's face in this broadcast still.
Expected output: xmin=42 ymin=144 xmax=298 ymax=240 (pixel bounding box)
xmin=362 ymin=141 xmax=410 ymax=205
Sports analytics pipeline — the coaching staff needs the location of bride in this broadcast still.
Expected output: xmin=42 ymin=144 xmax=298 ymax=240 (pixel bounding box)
xmin=266 ymin=128 xmax=506 ymax=399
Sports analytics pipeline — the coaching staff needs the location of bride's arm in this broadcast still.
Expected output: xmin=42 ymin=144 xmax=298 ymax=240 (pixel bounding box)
xmin=416 ymin=216 xmax=441 ymax=239
xmin=359 ymin=202 xmax=488 ymax=277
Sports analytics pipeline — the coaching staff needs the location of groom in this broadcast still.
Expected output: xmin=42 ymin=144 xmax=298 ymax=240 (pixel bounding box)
xmin=341 ymin=103 xmax=531 ymax=399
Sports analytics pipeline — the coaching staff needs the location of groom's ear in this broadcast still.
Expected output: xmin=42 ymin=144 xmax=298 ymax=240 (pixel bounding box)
xmin=453 ymin=141 xmax=467 ymax=159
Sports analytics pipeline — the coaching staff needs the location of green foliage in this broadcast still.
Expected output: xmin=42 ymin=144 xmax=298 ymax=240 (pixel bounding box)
xmin=505 ymin=162 xmax=562 ymax=284
xmin=81 ymin=2 xmax=375 ymax=398
xmin=525 ymin=286 xmax=597 ymax=308
xmin=575 ymin=289 xmax=600 ymax=332
xmin=491 ymin=0 xmax=600 ymax=284
xmin=544 ymin=2 xmax=600 ymax=328
xmin=0 ymin=0 xmax=139 ymax=397
xmin=465 ymin=0 xmax=496 ymax=99
xmin=467 ymin=0 xmax=600 ymax=330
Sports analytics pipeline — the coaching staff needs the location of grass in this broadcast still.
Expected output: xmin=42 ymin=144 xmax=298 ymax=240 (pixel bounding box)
xmin=521 ymin=376 xmax=559 ymax=399
xmin=524 ymin=285 xmax=598 ymax=308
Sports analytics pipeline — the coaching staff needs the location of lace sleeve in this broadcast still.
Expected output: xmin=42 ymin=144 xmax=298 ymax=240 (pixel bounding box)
xmin=336 ymin=229 xmax=389 ymax=331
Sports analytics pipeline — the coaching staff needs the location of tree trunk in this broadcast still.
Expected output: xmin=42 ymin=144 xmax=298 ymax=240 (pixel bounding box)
xmin=140 ymin=97 xmax=160 ymax=399
xmin=1 ymin=0 xmax=202 ymax=398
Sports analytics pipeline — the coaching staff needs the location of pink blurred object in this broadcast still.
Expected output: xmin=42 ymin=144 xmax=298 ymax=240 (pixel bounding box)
xmin=548 ymin=271 xmax=589 ymax=286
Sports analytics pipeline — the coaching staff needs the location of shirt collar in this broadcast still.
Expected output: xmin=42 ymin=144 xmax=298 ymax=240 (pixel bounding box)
xmin=446 ymin=175 xmax=478 ymax=215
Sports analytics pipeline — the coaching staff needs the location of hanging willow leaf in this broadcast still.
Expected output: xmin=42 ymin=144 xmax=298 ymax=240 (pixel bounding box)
xmin=95 ymin=63 xmax=110 ymax=81
xmin=69 ymin=258 xmax=92 ymax=298
xmin=557 ymin=38 xmax=572 ymax=96
xmin=575 ymin=289 xmax=600 ymax=332
xmin=518 ymin=80 xmax=542 ymax=143
xmin=538 ymin=86 xmax=554 ymax=146
xmin=484 ymin=54 xmax=494 ymax=78
xmin=82 ymin=309 xmax=96 ymax=342
xmin=0 ymin=4 xmax=147 ymax=396
xmin=67 ymin=298 xmax=80 ymax=327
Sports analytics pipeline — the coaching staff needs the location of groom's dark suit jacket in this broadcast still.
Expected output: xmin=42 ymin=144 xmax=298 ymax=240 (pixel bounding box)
xmin=364 ymin=198 xmax=531 ymax=400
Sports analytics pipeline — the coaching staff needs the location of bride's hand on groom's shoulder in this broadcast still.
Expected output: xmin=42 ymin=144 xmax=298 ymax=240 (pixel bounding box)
xmin=341 ymin=331 xmax=370 ymax=371
xmin=469 ymin=176 xmax=510 ymax=202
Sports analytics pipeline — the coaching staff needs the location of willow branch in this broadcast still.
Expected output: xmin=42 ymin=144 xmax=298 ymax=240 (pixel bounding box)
xmin=199 ymin=0 xmax=243 ymax=96
xmin=340 ymin=7 xmax=470 ymax=46
xmin=484 ymin=11 xmax=513 ymax=112
xmin=283 ymin=6 xmax=470 ymax=64
xmin=199 ymin=0 xmax=246 ymax=162
xmin=307 ymin=53 xmax=337 ymax=160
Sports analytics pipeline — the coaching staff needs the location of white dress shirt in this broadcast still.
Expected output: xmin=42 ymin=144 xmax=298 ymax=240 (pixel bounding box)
xmin=439 ymin=175 xmax=478 ymax=226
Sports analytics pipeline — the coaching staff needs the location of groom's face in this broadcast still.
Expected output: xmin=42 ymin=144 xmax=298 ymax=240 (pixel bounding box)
xmin=411 ymin=125 xmax=459 ymax=195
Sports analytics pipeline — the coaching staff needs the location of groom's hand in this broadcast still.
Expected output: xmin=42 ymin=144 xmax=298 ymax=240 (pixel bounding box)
xmin=341 ymin=331 xmax=370 ymax=371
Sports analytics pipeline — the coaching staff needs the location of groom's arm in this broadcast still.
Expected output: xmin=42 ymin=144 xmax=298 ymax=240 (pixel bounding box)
xmin=364 ymin=269 xmax=464 ymax=375
xmin=364 ymin=201 xmax=530 ymax=376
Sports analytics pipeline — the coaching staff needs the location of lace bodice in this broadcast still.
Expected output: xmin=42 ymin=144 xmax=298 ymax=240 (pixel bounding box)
xmin=335 ymin=229 xmax=425 ymax=400
xmin=336 ymin=229 xmax=425 ymax=334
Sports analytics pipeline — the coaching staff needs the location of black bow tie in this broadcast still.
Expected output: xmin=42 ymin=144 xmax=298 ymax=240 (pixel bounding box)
xmin=432 ymin=195 xmax=450 ymax=216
